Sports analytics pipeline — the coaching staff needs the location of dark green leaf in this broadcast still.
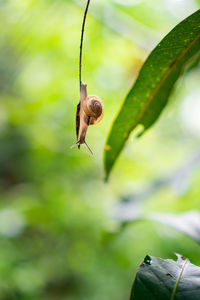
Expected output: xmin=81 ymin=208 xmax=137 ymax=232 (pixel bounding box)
xmin=104 ymin=10 xmax=200 ymax=179
xmin=130 ymin=254 xmax=200 ymax=300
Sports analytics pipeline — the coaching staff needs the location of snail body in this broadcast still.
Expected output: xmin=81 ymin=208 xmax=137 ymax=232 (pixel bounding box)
xmin=71 ymin=82 xmax=104 ymax=154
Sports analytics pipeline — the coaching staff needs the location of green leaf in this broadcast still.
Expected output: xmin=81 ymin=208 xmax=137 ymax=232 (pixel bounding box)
xmin=104 ymin=10 xmax=200 ymax=180
xmin=130 ymin=254 xmax=200 ymax=300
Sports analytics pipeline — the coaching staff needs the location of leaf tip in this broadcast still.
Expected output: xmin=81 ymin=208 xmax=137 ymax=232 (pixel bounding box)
xmin=104 ymin=171 xmax=110 ymax=183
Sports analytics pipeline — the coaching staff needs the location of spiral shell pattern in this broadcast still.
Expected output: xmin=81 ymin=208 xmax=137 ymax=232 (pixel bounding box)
xmin=83 ymin=95 xmax=104 ymax=125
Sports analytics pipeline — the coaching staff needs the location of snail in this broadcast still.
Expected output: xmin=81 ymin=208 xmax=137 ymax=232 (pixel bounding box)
xmin=71 ymin=82 xmax=104 ymax=154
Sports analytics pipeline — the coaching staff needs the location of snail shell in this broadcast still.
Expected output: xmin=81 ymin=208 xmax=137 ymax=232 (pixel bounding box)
xmin=82 ymin=95 xmax=104 ymax=125
xmin=71 ymin=83 xmax=104 ymax=154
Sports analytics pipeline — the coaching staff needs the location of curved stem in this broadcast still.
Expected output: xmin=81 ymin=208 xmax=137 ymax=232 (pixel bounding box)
xmin=79 ymin=0 xmax=91 ymax=90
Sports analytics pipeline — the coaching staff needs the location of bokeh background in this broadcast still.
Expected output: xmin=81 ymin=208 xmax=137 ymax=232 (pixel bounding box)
xmin=0 ymin=0 xmax=200 ymax=299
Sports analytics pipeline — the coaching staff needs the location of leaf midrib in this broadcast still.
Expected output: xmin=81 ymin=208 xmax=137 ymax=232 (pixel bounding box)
xmin=170 ymin=258 xmax=189 ymax=300
xmin=128 ymin=32 xmax=200 ymax=135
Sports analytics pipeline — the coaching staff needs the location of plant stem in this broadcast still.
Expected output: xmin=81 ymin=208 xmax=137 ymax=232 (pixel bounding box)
xmin=79 ymin=0 xmax=91 ymax=90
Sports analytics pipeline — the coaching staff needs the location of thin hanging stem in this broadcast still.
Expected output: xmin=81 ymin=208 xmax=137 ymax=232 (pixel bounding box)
xmin=79 ymin=0 xmax=91 ymax=90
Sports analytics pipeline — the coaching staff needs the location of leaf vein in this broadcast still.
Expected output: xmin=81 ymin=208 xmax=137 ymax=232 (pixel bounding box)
xmin=128 ymin=32 xmax=200 ymax=135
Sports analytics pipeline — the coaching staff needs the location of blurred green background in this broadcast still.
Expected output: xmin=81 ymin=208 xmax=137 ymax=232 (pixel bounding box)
xmin=0 ymin=0 xmax=200 ymax=299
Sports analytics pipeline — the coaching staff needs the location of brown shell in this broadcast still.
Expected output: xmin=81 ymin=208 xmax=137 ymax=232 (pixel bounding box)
xmin=83 ymin=95 xmax=104 ymax=125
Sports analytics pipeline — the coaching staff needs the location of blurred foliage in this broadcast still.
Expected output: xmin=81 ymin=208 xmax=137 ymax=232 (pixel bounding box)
xmin=0 ymin=0 xmax=200 ymax=299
